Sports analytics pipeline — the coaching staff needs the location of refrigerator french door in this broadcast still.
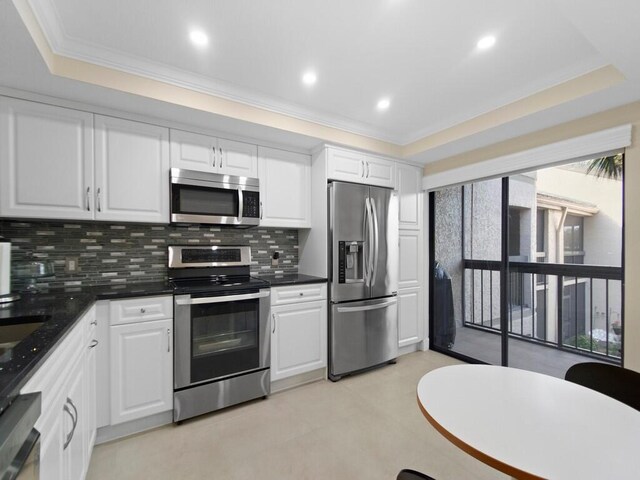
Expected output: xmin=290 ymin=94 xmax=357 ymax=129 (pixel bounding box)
xmin=328 ymin=181 xmax=398 ymax=381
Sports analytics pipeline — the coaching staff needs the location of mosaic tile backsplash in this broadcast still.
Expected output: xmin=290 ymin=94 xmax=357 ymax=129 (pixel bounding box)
xmin=0 ymin=220 xmax=298 ymax=289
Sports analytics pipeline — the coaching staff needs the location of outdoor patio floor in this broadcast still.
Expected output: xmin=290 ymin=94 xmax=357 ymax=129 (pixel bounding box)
xmin=449 ymin=325 xmax=612 ymax=378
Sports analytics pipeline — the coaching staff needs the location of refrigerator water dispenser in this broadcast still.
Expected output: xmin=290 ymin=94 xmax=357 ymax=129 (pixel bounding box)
xmin=338 ymin=241 xmax=364 ymax=283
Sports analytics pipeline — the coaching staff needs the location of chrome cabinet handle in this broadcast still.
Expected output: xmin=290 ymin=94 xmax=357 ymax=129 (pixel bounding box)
xmin=140 ymin=308 xmax=146 ymax=314
xmin=63 ymin=397 xmax=78 ymax=450
xmin=366 ymin=161 xmax=370 ymax=178
xmin=91 ymin=319 xmax=97 ymax=326
xmin=272 ymin=313 xmax=276 ymax=333
xmin=86 ymin=187 xmax=91 ymax=211
xmin=96 ymin=188 xmax=102 ymax=212
xmin=361 ymin=160 xmax=365 ymax=178
xmin=212 ymin=147 xmax=216 ymax=167
xmin=299 ymin=292 xmax=304 ymax=296
xmin=89 ymin=339 xmax=99 ymax=349
xmin=167 ymin=328 xmax=171 ymax=352
xmin=219 ymin=147 xmax=223 ymax=168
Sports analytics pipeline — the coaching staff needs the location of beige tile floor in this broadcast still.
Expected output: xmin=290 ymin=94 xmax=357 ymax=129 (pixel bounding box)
xmin=87 ymin=350 xmax=508 ymax=480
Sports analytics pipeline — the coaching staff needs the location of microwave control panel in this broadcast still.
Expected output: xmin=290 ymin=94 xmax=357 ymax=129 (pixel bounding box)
xmin=243 ymin=191 xmax=260 ymax=218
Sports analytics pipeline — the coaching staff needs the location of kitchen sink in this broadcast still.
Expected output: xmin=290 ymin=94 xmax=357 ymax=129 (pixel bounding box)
xmin=0 ymin=315 xmax=50 ymax=361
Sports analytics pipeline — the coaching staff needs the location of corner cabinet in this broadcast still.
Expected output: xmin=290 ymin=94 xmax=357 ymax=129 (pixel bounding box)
xmin=94 ymin=116 xmax=170 ymax=223
xmin=108 ymin=296 xmax=173 ymax=425
xmin=326 ymin=146 xmax=395 ymax=188
xmin=270 ymin=283 xmax=327 ymax=382
xmin=258 ymin=146 xmax=311 ymax=228
xmin=170 ymin=128 xmax=258 ymax=178
xmin=0 ymin=97 xmax=94 ymax=220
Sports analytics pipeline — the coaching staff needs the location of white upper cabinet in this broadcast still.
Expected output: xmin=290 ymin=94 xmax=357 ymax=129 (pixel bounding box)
xmin=365 ymin=154 xmax=395 ymax=188
xmin=258 ymin=146 xmax=311 ymax=228
xmin=95 ymin=115 xmax=170 ymax=223
xmin=170 ymin=129 xmax=216 ymax=172
xmin=218 ymin=138 xmax=258 ymax=177
xmin=327 ymin=147 xmax=365 ymax=183
xmin=0 ymin=97 xmax=94 ymax=220
xmin=397 ymin=163 xmax=423 ymax=230
xmin=327 ymin=147 xmax=395 ymax=188
xmin=170 ymin=129 xmax=257 ymax=177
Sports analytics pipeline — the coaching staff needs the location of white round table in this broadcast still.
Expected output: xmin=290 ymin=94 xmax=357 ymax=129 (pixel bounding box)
xmin=417 ymin=364 xmax=640 ymax=480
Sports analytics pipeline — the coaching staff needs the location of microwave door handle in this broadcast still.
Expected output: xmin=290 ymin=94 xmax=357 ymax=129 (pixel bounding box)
xmin=175 ymin=290 xmax=270 ymax=305
xmin=238 ymin=188 xmax=244 ymax=220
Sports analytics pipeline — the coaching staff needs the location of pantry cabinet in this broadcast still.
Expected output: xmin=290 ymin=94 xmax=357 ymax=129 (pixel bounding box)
xmin=396 ymin=163 xmax=423 ymax=230
xmin=170 ymin=128 xmax=257 ymax=177
xmin=398 ymin=287 xmax=423 ymax=347
xmin=258 ymin=146 xmax=311 ymax=228
xmin=270 ymin=283 xmax=327 ymax=382
xmin=0 ymin=97 xmax=94 ymax=220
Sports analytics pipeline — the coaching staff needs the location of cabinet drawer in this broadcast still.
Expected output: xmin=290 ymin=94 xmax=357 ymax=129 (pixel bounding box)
xmin=271 ymin=283 xmax=327 ymax=306
xmin=109 ymin=295 xmax=173 ymax=325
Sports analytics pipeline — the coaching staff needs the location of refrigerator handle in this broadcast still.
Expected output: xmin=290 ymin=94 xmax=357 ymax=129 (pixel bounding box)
xmin=365 ymin=197 xmax=375 ymax=287
xmin=371 ymin=196 xmax=379 ymax=286
xmin=363 ymin=198 xmax=370 ymax=286
xmin=336 ymin=297 xmax=397 ymax=313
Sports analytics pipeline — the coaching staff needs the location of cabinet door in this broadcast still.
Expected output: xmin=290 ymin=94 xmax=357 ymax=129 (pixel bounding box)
xmin=86 ymin=339 xmax=97 ymax=456
xmin=95 ymin=115 xmax=170 ymax=223
xmin=365 ymin=155 xmax=395 ymax=188
xmin=327 ymin=147 xmax=365 ymax=183
xmin=0 ymin=97 xmax=94 ymax=220
xmin=271 ymin=299 xmax=327 ymax=381
xmin=398 ymin=287 xmax=423 ymax=347
xmin=39 ymin=412 xmax=65 ymax=480
xmin=399 ymin=230 xmax=422 ymax=289
xmin=64 ymin=358 xmax=86 ymax=480
xmin=397 ymin=163 xmax=422 ymax=229
xmin=258 ymin=146 xmax=311 ymax=228
xmin=110 ymin=319 xmax=173 ymax=425
xmin=170 ymin=129 xmax=216 ymax=172
xmin=218 ymin=138 xmax=258 ymax=177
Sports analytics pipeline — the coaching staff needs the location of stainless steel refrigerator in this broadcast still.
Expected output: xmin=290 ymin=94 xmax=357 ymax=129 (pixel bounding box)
xmin=328 ymin=181 xmax=398 ymax=381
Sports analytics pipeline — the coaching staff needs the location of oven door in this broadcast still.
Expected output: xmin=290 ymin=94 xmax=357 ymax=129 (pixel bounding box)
xmin=174 ymin=289 xmax=270 ymax=389
xmin=171 ymin=175 xmax=260 ymax=226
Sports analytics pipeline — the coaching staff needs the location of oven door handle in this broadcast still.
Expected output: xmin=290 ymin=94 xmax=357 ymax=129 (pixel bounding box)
xmin=175 ymin=290 xmax=270 ymax=305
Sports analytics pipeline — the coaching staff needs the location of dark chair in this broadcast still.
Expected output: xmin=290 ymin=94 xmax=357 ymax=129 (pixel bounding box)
xmin=564 ymin=362 xmax=640 ymax=411
xmin=397 ymin=469 xmax=436 ymax=480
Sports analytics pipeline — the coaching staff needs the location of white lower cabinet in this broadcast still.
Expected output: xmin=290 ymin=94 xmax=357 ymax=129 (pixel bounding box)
xmin=398 ymin=287 xmax=423 ymax=347
xmin=109 ymin=318 xmax=173 ymax=425
xmin=21 ymin=307 xmax=97 ymax=480
xmin=270 ymin=284 xmax=327 ymax=382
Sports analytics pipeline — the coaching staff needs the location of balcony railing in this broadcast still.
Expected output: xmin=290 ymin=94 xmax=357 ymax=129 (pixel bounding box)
xmin=463 ymin=259 xmax=622 ymax=362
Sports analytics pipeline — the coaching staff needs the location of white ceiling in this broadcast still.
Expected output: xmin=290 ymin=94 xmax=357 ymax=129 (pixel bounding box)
xmin=3 ymin=0 xmax=640 ymax=163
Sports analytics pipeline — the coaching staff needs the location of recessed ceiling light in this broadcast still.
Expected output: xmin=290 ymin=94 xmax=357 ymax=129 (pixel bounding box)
xmin=302 ymin=71 xmax=317 ymax=86
xmin=477 ymin=35 xmax=496 ymax=50
xmin=189 ymin=30 xmax=209 ymax=47
xmin=376 ymin=98 xmax=391 ymax=111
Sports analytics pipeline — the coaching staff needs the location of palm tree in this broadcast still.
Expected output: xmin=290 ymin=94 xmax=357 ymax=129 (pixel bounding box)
xmin=586 ymin=153 xmax=623 ymax=180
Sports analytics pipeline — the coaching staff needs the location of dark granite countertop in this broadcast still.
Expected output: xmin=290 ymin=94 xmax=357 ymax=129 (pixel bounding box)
xmin=0 ymin=281 xmax=173 ymax=415
xmin=261 ymin=274 xmax=327 ymax=286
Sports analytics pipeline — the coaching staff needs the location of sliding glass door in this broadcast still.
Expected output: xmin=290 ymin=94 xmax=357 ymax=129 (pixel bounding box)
xmin=430 ymin=155 xmax=624 ymax=377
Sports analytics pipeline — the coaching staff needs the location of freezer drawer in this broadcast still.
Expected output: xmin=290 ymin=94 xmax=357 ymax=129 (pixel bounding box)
xmin=329 ymin=297 xmax=398 ymax=380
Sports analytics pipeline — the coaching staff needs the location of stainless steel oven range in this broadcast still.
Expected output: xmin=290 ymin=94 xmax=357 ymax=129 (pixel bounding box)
xmin=169 ymin=246 xmax=270 ymax=422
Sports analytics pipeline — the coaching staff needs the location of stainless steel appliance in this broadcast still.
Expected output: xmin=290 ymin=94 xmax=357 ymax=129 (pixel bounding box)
xmin=170 ymin=168 xmax=261 ymax=227
xmin=328 ymin=181 xmax=399 ymax=381
xmin=169 ymin=246 xmax=270 ymax=422
xmin=0 ymin=393 xmax=40 ymax=480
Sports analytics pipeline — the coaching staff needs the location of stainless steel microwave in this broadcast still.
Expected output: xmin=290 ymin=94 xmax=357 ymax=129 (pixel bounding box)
xmin=170 ymin=168 xmax=261 ymax=227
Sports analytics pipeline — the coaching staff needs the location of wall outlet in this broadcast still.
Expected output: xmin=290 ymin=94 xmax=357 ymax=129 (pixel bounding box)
xmin=65 ymin=257 xmax=79 ymax=273
xmin=271 ymin=251 xmax=280 ymax=267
